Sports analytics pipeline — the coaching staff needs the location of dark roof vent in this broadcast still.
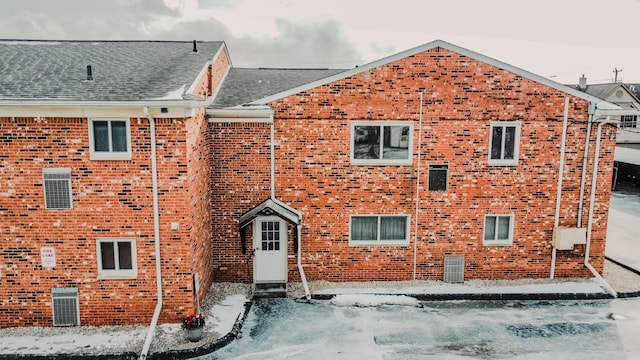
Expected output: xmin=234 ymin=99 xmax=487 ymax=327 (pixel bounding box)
xmin=86 ymin=65 xmax=94 ymax=81
xmin=192 ymin=40 xmax=198 ymax=53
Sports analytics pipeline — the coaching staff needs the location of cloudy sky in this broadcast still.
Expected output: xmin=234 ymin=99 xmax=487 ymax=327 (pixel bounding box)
xmin=2 ymin=0 xmax=640 ymax=84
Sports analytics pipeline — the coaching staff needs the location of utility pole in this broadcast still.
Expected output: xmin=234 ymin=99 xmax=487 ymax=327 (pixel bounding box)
xmin=613 ymin=68 xmax=623 ymax=83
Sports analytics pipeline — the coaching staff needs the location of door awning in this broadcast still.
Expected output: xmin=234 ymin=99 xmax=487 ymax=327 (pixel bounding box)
xmin=238 ymin=198 xmax=301 ymax=254
xmin=239 ymin=198 xmax=301 ymax=228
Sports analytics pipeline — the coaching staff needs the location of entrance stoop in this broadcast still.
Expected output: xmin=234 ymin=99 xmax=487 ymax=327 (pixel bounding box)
xmin=254 ymin=282 xmax=287 ymax=298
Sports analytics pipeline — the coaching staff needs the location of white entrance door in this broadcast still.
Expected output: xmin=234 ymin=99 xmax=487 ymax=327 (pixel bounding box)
xmin=253 ymin=217 xmax=287 ymax=283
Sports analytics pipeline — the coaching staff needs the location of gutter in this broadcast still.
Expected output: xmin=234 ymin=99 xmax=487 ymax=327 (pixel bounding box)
xmin=139 ymin=107 xmax=164 ymax=360
xmin=412 ymin=92 xmax=424 ymax=280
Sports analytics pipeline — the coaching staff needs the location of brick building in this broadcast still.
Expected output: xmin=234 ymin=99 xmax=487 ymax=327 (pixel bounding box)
xmin=0 ymin=39 xmax=631 ymax=328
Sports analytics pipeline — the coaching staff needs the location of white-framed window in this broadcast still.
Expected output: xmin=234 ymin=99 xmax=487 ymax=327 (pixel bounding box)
xmin=96 ymin=238 xmax=137 ymax=279
xmin=620 ymin=115 xmax=637 ymax=129
xmin=349 ymin=215 xmax=410 ymax=246
xmin=483 ymin=214 xmax=514 ymax=246
xmin=489 ymin=122 xmax=520 ymax=166
xmin=428 ymin=164 xmax=448 ymax=191
xmin=43 ymin=168 xmax=72 ymax=209
xmin=351 ymin=121 xmax=413 ymax=165
xmin=89 ymin=118 xmax=131 ymax=160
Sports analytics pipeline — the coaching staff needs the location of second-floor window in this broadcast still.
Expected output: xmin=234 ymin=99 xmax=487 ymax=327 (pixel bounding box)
xmin=489 ymin=122 xmax=520 ymax=166
xmin=89 ymin=119 xmax=131 ymax=160
xmin=351 ymin=121 xmax=413 ymax=165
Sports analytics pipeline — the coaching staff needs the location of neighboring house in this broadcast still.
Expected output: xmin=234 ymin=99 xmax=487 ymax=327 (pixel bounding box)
xmin=573 ymin=76 xmax=640 ymax=143
xmin=0 ymin=39 xmax=632 ymax=329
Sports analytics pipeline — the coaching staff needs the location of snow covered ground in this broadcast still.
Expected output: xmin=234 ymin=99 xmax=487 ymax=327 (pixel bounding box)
xmin=207 ymin=297 xmax=638 ymax=360
xmin=607 ymin=190 xmax=640 ymax=272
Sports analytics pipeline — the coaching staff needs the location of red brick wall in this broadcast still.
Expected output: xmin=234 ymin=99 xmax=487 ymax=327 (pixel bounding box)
xmin=210 ymin=47 xmax=616 ymax=282
xmin=0 ymin=115 xmax=197 ymax=327
xmin=209 ymin=122 xmax=271 ymax=282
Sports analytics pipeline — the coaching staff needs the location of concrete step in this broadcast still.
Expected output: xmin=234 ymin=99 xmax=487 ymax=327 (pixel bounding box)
xmin=254 ymin=283 xmax=287 ymax=298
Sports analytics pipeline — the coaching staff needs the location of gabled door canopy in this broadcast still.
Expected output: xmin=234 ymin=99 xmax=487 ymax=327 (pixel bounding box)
xmin=239 ymin=198 xmax=301 ymax=254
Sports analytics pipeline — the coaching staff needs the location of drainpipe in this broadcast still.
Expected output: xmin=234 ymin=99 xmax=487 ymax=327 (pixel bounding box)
xmin=585 ymin=117 xmax=617 ymax=297
xmin=268 ymin=115 xmax=310 ymax=299
xmin=412 ymin=92 xmax=424 ymax=281
xmin=139 ymin=107 xmax=163 ymax=360
xmin=550 ymin=97 xmax=570 ymax=279
xmin=577 ymin=102 xmax=596 ymax=228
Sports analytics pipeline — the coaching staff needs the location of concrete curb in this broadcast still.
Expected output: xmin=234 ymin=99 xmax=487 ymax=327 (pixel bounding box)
xmin=0 ymin=301 xmax=254 ymax=360
xmin=311 ymin=292 xmax=616 ymax=301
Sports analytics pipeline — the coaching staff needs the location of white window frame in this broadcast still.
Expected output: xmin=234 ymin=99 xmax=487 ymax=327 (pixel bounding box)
xmin=428 ymin=164 xmax=449 ymax=192
xmin=43 ymin=168 xmax=73 ymax=210
xmin=488 ymin=122 xmax=520 ymax=166
xmin=350 ymin=121 xmax=413 ymax=165
xmin=96 ymin=238 xmax=137 ymax=279
xmin=89 ymin=118 xmax=132 ymax=160
xmin=483 ymin=214 xmax=514 ymax=246
xmin=349 ymin=214 xmax=410 ymax=246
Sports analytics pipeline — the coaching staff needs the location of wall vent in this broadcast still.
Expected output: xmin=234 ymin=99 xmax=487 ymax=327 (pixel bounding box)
xmin=52 ymin=288 xmax=80 ymax=326
xmin=443 ymin=255 xmax=465 ymax=283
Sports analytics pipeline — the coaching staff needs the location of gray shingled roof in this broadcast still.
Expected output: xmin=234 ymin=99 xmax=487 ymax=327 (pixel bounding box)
xmin=0 ymin=40 xmax=223 ymax=102
xmin=211 ymin=67 xmax=346 ymax=108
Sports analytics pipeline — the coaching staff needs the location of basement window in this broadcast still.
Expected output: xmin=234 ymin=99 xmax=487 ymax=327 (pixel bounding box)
xmin=89 ymin=118 xmax=132 ymax=160
xmin=43 ymin=168 xmax=72 ymax=210
xmin=349 ymin=215 xmax=409 ymax=246
xmin=97 ymin=238 xmax=137 ymax=279
xmin=351 ymin=121 xmax=413 ymax=165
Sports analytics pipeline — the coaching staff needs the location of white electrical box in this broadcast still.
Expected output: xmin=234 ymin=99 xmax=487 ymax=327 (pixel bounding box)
xmin=553 ymin=227 xmax=587 ymax=250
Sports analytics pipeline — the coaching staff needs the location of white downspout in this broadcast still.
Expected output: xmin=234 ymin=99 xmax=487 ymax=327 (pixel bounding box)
xmin=268 ymin=115 xmax=310 ymax=299
xmin=139 ymin=108 xmax=164 ymax=360
xmin=577 ymin=102 xmax=596 ymax=227
xmin=550 ymin=97 xmax=570 ymax=279
xmin=585 ymin=117 xmax=617 ymax=297
xmin=412 ymin=92 xmax=423 ymax=280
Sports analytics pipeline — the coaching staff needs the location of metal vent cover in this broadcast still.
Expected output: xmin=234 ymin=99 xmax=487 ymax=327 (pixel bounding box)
xmin=443 ymin=255 xmax=465 ymax=283
xmin=52 ymin=288 xmax=80 ymax=326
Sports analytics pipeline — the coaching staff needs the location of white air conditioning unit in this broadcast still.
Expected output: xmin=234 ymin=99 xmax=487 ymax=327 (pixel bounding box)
xmin=552 ymin=227 xmax=587 ymax=250
xmin=52 ymin=288 xmax=80 ymax=326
